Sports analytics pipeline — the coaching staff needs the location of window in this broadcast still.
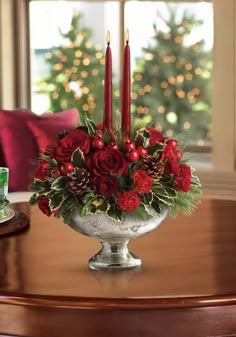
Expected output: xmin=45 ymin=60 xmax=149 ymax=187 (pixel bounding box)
xmin=29 ymin=1 xmax=213 ymax=152
xmin=1 ymin=0 xmax=235 ymax=195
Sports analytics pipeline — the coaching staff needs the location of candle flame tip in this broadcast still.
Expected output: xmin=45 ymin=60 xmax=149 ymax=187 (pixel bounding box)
xmin=106 ymin=30 xmax=111 ymax=45
xmin=125 ymin=29 xmax=129 ymax=44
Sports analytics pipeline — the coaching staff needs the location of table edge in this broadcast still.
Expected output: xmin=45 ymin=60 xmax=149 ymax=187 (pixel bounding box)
xmin=1 ymin=293 xmax=236 ymax=310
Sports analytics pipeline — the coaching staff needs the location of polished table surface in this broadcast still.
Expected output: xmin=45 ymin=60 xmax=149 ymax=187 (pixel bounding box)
xmin=0 ymin=198 xmax=236 ymax=337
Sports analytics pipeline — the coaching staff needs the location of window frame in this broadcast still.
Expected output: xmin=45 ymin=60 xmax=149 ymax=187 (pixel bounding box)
xmin=1 ymin=0 xmax=235 ymax=196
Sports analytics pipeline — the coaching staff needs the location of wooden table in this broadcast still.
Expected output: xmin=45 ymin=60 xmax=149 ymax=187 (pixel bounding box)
xmin=0 ymin=199 xmax=236 ymax=337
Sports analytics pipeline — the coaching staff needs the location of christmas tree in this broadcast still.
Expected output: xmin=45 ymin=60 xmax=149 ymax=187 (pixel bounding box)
xmin=40 ymin=11 xmax=117 ymax=124
xmin=132 ymin=4 xmax=212 ymax=145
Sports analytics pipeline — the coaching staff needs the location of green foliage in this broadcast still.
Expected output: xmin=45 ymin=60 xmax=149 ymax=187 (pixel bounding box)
xmin=49 ymin=192 xmax=65 ymax=211
xmin=29 ymin=179 xmax=51 ymax=195
xmin=107 ymin=204 xmax=123 ymax=222
xmin=29 ymin=193 xmax=38 ymax=206
xmin=140 ymin=192 xmax=153 ymax=206
xmin=0 ymin=196 xmax=9 ymax=211
xmin=134 ymin=128 xmax=151 ymax=147
xmin=51 ymin=176 xmax=67 ymax=191
xmin=58 ymin=195 xmax=82 ymax=225
xmin=80 ymin=111 xmax=98 ymax=134
xmin=169 ymin=179 xmax=202 ymax=217
xmin=132 ymin=4 xmax=212 ymax=145
xmin=71 ymin=148 xmax=85 ymax=167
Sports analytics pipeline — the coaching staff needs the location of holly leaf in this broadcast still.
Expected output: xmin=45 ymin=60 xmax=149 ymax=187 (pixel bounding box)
xmin=71 ymin=148 xmax=85 ymax=167
xmin=29 ymin=193 xmax=38 ymax=206
xmin=135 ymin=128 xmax=150 ymax=147
xmin=130 ymin=204 xmax=151 ymax=220
xmin=107 ymin=204 xmax=123 ymax=222
xmin=117 ymin=175 xmax=133 ymax=191
xmin=140 ymin=192 xmax=153 ymax=206
xmin=151 ymin=200 xmax=161 ymax=215
xmin=51 ymin=176 xmax=67 ymax=191
xmin=49 ymin=192 xmax=65 ymax=210
xmin=96 ymin=201 xmax=109 ymax=213
xmin=191 ymin=175 xmax=201 ymax=188
xmin=29 ymin=179 xmax=51 ymax=195
xmin=148 ymin=143 xmax=164 ymax=155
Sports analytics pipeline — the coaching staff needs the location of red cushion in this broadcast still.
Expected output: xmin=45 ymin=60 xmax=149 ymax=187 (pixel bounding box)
xmin=0 ymin=108 xmax=79 ymax=192
xmin=0 ymin=109 xmax=38 ymax=191
xmin=27 ymin=108 xmax=79 ymax=151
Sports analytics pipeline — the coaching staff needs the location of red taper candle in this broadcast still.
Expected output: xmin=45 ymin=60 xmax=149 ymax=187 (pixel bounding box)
xmin=103 ymin=31 xmax=113 ymax=133
xmin=122 ymin=30 xmax=131 ymax=137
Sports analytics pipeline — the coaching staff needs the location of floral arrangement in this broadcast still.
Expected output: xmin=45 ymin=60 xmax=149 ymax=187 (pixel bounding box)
xmin=29 ymin=113 xmax=201 ymax=224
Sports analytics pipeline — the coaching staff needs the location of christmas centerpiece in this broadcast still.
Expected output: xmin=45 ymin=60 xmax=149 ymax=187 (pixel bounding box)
xmin=29 ymin=32 xmax=201 ymax=270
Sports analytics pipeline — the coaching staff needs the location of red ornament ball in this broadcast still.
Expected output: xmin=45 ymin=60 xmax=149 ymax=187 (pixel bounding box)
xmin=124 ymin=141 xmax=135 ymax=151
xmin=126 ymin=150 xmax=139 ymax=162
xmin=107 ymin=142 xmax=119 ymax=151
xmin=137 ymin=146 xmax=148 ymax=158
xmin=51 ymin=167 xmax=61 ymax=178
xmin=167 ymin=139 xmax=178 ymax=149
xmin=61 ymin=162 xmax=74 ymax=175
xmin=92 ymin=138 xmax=104 ymax=149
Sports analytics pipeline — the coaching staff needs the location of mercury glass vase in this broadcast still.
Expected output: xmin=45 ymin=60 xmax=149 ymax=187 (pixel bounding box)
xmin=70 ymin=207 xmax=168 ymax=271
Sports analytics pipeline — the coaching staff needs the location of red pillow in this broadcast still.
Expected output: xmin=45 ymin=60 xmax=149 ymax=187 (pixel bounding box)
xmin=0 ymin=108 xmax=79 ymax=192
xmin=0 ymin=109 xmax=39 ymax=191
xmin=27 ymin=108 xmax=79 ymax=151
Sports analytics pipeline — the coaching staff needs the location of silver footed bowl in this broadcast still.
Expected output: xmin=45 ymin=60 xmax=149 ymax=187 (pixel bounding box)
xmin=69 ymin=207 xmax=168 ymax=271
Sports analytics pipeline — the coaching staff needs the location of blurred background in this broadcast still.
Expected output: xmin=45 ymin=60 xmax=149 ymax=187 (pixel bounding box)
xmin=29 ymin=1 xmax=213 ymax=152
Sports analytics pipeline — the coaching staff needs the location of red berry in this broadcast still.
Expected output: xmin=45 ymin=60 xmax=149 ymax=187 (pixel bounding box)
xmin=107 ymin=142 xmax=119 ymax=151
xmin=137 ymin=146 xmax=148 ymax=158
xmin=124 ymin=142 xmax=135 ymax=151
xmin=126 ymin=150 xmax=139 ymax=162
xmin=92 ymin=138 xmax=104 ymax=149
xmin=175 ymin=150 xmax=183 ymax=161
xmin=167 ymin=139 xmax=178 ymax=149
xmin=61 ymin=162 xmax=74 ymax=175
xmin=124 ymin=137 xmax=131 ymax=143
xmin=51 ymin=167 xmax=61 ymax=178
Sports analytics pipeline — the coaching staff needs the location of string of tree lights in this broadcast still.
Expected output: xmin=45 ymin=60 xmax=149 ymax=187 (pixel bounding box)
xmin=39 ymin=12 xmax=119 ymax=124
xmin=132 ymin=5 xmax=212 ymax=146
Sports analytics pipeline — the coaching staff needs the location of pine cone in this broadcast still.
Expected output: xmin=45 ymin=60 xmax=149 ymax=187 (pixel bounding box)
xmin=67 ymin=168 xmax=91 ymax=195
xmin=143 ymin=152 xmax=164 ymax=180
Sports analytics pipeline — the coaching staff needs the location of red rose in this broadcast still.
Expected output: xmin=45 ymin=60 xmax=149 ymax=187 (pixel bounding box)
xmin=116 ymin=191 xmax=141 ymax=212
xmin=35 ymin=160 xmax=49 ymax=181
xmin=37 ymin=196 xmax=52 ymax=216
xmin=93 ymin=176 xmax=118 ymax=197
xmin=175 ymin=164 xmax=192 ymax=192
xmin=86 ymin=149 xmax=127 ymax=177
xmin=133 ymin=170 xmax=153 ymax=194
xmin=146 ymin=127 xmax=165 ymax=145
xmin=54 ymin=129 xmax=90 ymax=162
xmin=164 ymin=159 xmax=180 ymax=175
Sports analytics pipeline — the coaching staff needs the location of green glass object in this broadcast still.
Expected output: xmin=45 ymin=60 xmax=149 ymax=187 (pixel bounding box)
xmin=0 ymin=168 xmax=9 ymax=219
